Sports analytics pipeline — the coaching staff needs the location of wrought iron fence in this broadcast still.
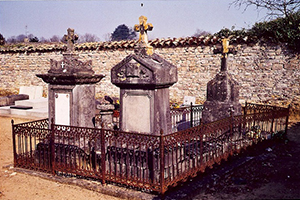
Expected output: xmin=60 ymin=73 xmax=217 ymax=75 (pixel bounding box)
xmin=12 ymin=103 xmax=289 ymax=194
xmin=170 ymin=104 xmax=203 ymax=132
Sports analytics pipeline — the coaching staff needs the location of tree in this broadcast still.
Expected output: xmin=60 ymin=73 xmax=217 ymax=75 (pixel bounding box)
xmin=111 ymin=24 xmax=137 ymax=41
xmin=0 ymin=33 xmax=5 ymax=45
xmin=231 ymin=0 xmax=300 ymax=19
xmin=78 ymin=33 xmax=100 ymax=43
xmin=16 ymin=34 xmax=27 ymax=42
xmin=193 ymin=29 xmax=211 ymax=37
xmin=40 ymin=37 xmax=49 ymax=43
xmin=49 ymin=35 xmax=61 ymax=42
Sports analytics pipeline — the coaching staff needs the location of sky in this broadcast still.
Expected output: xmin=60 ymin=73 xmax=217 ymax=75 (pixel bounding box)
xmin=0 ymin=0 xmax=268 ymax=41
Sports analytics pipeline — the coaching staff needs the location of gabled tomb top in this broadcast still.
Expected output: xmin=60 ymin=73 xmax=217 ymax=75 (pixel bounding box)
xmin=111 ymin=16 xmax=177 ymax=89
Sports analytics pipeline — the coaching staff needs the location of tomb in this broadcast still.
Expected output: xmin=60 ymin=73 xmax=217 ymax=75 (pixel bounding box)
xmin=37 ymin=28 xmax=104 ymax=127
xmin=202 ymin=38 xmax=241 ymax=123
xmin=111 ymin=16 xmax=177 ymax=135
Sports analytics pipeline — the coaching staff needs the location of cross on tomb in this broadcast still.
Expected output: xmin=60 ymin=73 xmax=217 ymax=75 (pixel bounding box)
xmin=213 ymin=38 xmax=237 ymax=72
xmin=61 ymin=61 xmax=65 ymax=69
xmin=64 ymin=28 xmax=79 ymax=53
xmin=134 ymin=15 xmax=153 ymax=55
xmin=134 ymin=15 xmax=153 ymax=44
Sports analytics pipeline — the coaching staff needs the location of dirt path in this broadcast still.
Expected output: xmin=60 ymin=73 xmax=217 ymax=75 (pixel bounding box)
xmin=0 ymin=116 xmax=121 ymax=200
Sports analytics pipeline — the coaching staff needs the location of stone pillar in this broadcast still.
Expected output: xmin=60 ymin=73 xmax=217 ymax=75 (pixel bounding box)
xmin=202 ymin=71 xmax=242 ymax=123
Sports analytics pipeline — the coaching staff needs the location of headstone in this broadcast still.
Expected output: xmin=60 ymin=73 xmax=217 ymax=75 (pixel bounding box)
xmin=182 ymin=96 xmax=196 ymax=106
xmin=37 ymin=28 xmax=104 ymax=127
xmin=202 ymin=38 xmax=241 ymax=123
xmin=96 ymin=104 xmax=115 ymax=129
xmin=19 ymin=86 xmax=43 ymax=99
xmin=111 ymin=16 xmax=177 ymax=135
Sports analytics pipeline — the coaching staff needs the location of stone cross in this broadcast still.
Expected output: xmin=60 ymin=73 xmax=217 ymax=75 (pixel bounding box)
xmin=61 ymin=61 xmax=65 ymax=69
xmin=214 ymin=38 xmax=236 ymax=72
xmin=64 ymin=28 xmax=78 ymax=53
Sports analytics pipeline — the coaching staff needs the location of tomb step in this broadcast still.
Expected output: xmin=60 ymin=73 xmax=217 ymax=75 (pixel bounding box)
xmin=10 ymin=107 xmax=48 ymax=118
xmin=26 ymin=108 xmax=48 ymax=118
xmin=10 ymin=105 xmax=33 ymax=110
xmin=15 ymin=98 xmax=48 ymax=109
xmin=0 ymin=106 xmax=48 ymax=118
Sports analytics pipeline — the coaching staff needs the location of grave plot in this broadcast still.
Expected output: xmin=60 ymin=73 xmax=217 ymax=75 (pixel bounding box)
xmin=9 ymin=18 xmax=291 ymax=195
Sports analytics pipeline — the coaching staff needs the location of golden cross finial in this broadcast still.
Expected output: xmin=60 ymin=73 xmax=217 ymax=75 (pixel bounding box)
xmin=64 ymin=28 xmax=78 ymax=53
xmin=134 ymin=16 xmax=154 ymax=55
xmin=134 ymin=15 xmax=153 ymax=44
xmin=222 ymin=38 xmax=229 ymax=54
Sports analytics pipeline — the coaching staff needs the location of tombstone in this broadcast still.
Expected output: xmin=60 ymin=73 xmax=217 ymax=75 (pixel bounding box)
xmin=37 ymin=28 xmax=104 ymax=127
xmin=19 ymin=86 xmax=43 ymax=99
xmin=111 ymin=16 xmax=177 ymax=135
xmin=96 ymin=104 xmax=115 ymax=129
xmin=182 ymin=96 xmax=196 ymax=107
xmin=202 ymin=38 xmax=241 ymax=123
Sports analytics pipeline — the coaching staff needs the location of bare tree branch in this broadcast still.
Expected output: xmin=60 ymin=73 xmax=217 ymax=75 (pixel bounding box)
xmin=230 ymin=0 xmax=300 ymax=18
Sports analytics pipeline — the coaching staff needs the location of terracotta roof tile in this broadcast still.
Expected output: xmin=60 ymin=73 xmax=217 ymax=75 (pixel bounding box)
xmin=0 ymin=35 xmax=256 ymax=53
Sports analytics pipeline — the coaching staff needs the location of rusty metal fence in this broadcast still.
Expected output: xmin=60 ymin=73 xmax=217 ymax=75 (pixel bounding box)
xmin=12 ymin=103 xmax=289 ymax=194
xmin=170 ymin=104 xmax=203 ymax=132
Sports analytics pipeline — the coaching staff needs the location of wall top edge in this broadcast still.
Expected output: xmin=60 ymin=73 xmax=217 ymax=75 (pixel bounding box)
xmin=0 ymin=35 xmax=261 ymax=54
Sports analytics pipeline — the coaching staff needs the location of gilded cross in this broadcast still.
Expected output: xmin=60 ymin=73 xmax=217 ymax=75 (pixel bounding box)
xmin=134 ymin=15 xmax=153 ymax=45
xmin=61 ymin=61 xmax=65 ymax=69
xmin=64 ymin=28 xmax=78 ymax=53
xmin=213 ymin=38 xmax=236 ymax=72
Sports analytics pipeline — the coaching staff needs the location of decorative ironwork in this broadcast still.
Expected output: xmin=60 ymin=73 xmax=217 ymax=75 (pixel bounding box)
xmin=12 ymin=103 xmax=289 ymax=194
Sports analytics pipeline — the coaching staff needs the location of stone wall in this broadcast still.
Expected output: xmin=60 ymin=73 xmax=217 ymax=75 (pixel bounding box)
xmin=0 ymin=42 xmax=299 ymax=107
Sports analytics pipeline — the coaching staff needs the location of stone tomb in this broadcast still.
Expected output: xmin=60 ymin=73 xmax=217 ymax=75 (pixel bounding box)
xmin=202 ymin=38 xmax=241 ymax=123
xmin=37 ymin=28 xmax=104 ymax=127
xmin=111 ymin=16 xmax=177 ymax=135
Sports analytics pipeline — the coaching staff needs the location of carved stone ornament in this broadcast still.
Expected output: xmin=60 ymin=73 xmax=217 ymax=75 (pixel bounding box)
xmin=111 ymin=53 xmax=177 ymax=89
xmin=37 ymin=28 xmax=104 ymax=85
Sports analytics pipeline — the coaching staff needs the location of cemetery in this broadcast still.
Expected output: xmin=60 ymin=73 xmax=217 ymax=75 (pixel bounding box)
xmin=3 ymin=15 xmax=292 ymax=196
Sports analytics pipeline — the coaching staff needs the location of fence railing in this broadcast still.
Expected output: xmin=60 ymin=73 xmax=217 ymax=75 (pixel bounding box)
xmin=12 ymin=103 xmax=289 ymax=194
xmin=170 ymin=104 xmax=203 ymax=132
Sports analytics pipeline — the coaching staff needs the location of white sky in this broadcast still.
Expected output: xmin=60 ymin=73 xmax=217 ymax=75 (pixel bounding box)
xmin=0 ymin=0 xmax=268 ymax=41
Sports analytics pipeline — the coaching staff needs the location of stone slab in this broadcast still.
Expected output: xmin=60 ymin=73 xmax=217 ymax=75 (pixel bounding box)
xmin=55 ymin=93 xmax=70 ymax=126
xmin=15 ymin=98 xmax=48 ymax=109
xmin=0 ymin=94 xmax=29 ymax=106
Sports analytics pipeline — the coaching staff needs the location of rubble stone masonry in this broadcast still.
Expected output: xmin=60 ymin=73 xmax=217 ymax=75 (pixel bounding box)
xmin=0 ymin=42 xmax=299 ymax=108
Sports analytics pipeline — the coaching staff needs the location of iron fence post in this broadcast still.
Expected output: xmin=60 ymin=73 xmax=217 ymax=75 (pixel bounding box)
xmin=101 ymin=127 xmax=106 ymax=185
xmin=199 ymin=123 xmax=204 ymax=171
xmin=50 ymin=118 xmax=55 ymax=175
xmin=11 ymin=119 xmax=17 ymax=167
xmin=159 ymin=129 xmax=165 ymax=195
xmin=190 ymin=102 xmax=193 ymax=128
xmin=243 ymin=102 xmax=247 ymax=137
xmin=270 ymin=109 xmax=275 ymax=137
xmin=285 ymin=104 xmax=290 ymax=135
xmin=230 ymin=110 xmax=233 ymax=135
